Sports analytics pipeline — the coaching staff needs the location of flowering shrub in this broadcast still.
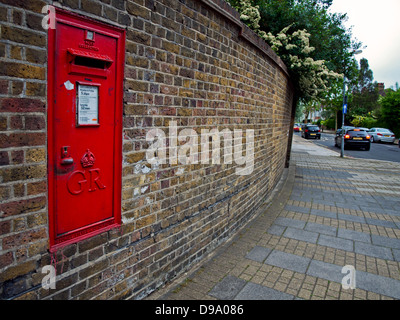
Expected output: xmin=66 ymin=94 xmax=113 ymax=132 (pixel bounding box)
xmin=227 ymin=0 xmax=343 ymax=102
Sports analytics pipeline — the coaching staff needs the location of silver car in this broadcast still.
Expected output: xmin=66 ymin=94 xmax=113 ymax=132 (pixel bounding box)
xmin=368 ymin=128 xmax=396 ymax=144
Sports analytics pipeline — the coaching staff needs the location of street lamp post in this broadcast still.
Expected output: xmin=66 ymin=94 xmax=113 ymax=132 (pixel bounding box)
xmin=340 ymin=49 xmax=362 ymax=158
xmin=341 ymin=76 xmax=347 ymax=158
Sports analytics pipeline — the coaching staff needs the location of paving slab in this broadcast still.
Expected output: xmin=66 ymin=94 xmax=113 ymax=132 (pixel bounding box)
xmin=354 ymin=242 xmax=394 ymax=260
xmin=338 ymin=228 xmax=371 ymax=244
xmin=318 ymin=234 xmax=354 ymax=251
xmin=356 ymin=270 xmax=400 ymax=300
xmin=284 ymin=205 xmax=311 ymax=214
xmin=393 ymin=249 xmax=400 ymax=262
xmin=267 ymin=225 xmax=286 ymax=236
xmin=310 ymin=209 xmax=337 ymax=219
xmin=307 ymin=260 xmax=344 ymax=283
xmin=235 ymin=282 xmax=295 ymax=300
xmin=305 ymin=222 xmax=337 ymax=237
xmin=274 ymin=217 xmax=306 ymax=229
xmin=371 ymin=235 xmax=400 ymax=250
xmin=245 ymin=246 xmax=272 ymax=263
xmin=365 ymin=218 xmax=398 ymax=229
xmin=337 ymin=213 xmax=366 ymax=224
xmin=265 ymin=250 xmax=311 ymax=274
xmin=283 ymin=227 xmax=319 ymax=244
xmin=208 ymin=276 xmax=247 ymax=300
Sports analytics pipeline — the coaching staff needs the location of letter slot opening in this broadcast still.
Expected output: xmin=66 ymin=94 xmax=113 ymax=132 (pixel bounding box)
xmin=74 ymin=56 xmax=108 ymax=69
xmin=67 ymin=48 xmax=113 ymax=77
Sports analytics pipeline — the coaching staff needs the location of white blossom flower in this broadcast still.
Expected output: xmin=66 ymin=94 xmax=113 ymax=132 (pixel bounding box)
xmin=230 ymin=0 xmax=343 ymax=101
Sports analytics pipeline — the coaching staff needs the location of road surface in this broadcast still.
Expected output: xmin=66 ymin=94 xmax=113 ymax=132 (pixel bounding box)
xmin=294 ymin=132 xmax=400 ymax=163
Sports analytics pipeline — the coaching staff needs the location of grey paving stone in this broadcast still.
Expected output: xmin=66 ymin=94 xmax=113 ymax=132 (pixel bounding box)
xmin=307 ymin=260 xmax=400 ymax=300
xmin=365 ymin=218 xmax=398 ymax=229
xmin=267 ymin=225 xmax=286 ymax=236
xmin=356 ymin=270 xmax=400 ymax=300
xmin=337 ymin=213 xmax=366 ymax=224
xmin=305 ymin=222 xmax=337 ymax=236
xmin=245 ymin=246 xmax=272 ymax=263
xmin=274 ymin=217 xmax=306 ymax=229
xmin=208 ymin=275 xmax=247 ymax=300
xmin=359 ymin=206 xmax=386 ymax=215
xmin=359 ymin=205 xmax=384 ymax=212
xmin=354 ymin=242 xmax=394 ymax=260
xmin=265 ymin=250 xmax=311 ymax=273
xmin=290 ymin=195 xmax=306 ymax=202
xmin=307 ymin=260 xmax=344 ymax=283
xmin=313 ymin=199 xmax=338 ymax=207
xmin=338 ymin=228 xmax=371 ymax=243
xmin=283 ymin=227 xmax=319 ymax=244
xmin=384 ymin=209 xmax=400 ymax=218
xmin=393 ymin=249 xmax=400 ymax=262
xmin=371 ymin=235 xmax=400 ymax=250
xmin=235 ymin=282 xmax=294 ymax=300
xmin=334 ymin=202 xmax=361 ymax=210
xmin=318 ymin=234 xmax=354 ymax=251
xmin=310 ymin=209 xmax=337 ymax=219
xmin=284 ymin=205 xmax=311 ymax=214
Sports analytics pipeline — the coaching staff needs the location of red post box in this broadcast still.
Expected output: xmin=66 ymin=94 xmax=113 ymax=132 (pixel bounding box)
xmin=47 ymin=8 xmax=125 ymax=251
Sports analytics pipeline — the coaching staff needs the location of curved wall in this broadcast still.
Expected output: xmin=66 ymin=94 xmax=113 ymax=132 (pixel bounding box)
xmin=0 ymin=0 xmax=294 ymax=299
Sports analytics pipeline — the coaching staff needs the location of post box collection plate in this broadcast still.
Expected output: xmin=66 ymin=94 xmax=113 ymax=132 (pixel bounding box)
xmin=47 ymin=8 xmax=125 ymax=251
xmin=77 ymin=84 xmax=99 ymax=126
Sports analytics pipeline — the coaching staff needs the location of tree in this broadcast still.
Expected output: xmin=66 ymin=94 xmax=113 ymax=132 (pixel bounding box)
xmin=226 ymin=0 xmax=362 ymax=104
xmin=348 ymin=58 xmax=380 ymax=120
xmin=379 ymin=88 xmax=400 ymax=137
xmin=353 ymin=58 xmax=374 ymax=92
xmin=255 ymin=0 xmax=359 ymax=77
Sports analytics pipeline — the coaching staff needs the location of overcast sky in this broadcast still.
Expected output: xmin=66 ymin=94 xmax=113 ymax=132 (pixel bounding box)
xmin=329 ymin=0 xmax=400 ymax=89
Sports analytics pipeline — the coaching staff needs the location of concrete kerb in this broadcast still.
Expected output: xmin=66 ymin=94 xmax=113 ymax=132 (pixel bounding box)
xmin=147 ymin=160 xmax=296 ymax=300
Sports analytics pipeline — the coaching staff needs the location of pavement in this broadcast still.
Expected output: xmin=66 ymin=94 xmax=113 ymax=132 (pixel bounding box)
xmin=147 ymin=135 xmax=400 ymax=300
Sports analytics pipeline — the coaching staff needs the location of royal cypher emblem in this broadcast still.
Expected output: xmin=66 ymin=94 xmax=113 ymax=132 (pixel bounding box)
xmin=81 ymin=149 xmax=95 ymax=168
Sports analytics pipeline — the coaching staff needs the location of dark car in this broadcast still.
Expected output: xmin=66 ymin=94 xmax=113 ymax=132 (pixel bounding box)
xmin=301 ymin=124 xmax=321 ymax=139
xmin=335 ymin=128 xmax=371 ymax=151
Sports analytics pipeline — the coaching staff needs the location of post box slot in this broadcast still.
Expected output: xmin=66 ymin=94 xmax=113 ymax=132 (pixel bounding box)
xmin=67 ymin=48 xmax=113 ymax=77
xmin=74 ymin=56 xmax=108 ymax=69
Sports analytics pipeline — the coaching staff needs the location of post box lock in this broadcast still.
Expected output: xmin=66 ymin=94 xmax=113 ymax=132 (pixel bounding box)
xmin=61 ymin=146 xmax=74 ymax=165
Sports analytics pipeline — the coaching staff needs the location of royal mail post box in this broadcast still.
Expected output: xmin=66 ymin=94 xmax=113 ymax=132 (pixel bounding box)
xmin=47 ymin=8 xmax=125 ymax=251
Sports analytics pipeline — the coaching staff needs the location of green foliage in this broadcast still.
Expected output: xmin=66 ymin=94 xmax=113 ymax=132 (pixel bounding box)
xmin=254 ymin=0 xmax=359 ymax=77
xmin=226 ymin=0 xmax=361 ymax=103
xmin=350 ymin=116 xmax=377 ymax=129
xmin=379 ymin=88 xmax=400 ymax=137
xmin=321 ymin=118 xmax=335 ymax=130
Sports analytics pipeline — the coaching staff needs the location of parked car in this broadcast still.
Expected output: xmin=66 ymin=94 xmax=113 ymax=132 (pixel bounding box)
xmin=335 ymin=128 xmax=371 ymax=151
xmin=368 ymin=128 xmax=396 ymax=144
xmin=335 ymin=126 xmax=355 ymax=136
xmin=301 ymin=124 xmax=321 ymax=139
xmin=294 ymin=123 xmax=302 ymax=132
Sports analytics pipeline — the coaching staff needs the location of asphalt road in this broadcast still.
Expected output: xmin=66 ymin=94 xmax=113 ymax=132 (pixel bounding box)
xmin=294 ymin=132 xmax=400 ymax=163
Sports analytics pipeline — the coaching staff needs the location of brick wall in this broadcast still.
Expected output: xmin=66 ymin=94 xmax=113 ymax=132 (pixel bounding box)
xmin=0 ymin=0 xmax=294 ymax=299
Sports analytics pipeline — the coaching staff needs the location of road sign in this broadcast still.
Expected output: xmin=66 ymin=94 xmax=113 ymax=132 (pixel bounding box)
xmin=343 ymin=104 xmax=348 ymax=114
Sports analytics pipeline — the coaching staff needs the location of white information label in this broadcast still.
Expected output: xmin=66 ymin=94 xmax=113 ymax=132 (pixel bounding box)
xmin=78 ymin=85 xmax=99 ymax=125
